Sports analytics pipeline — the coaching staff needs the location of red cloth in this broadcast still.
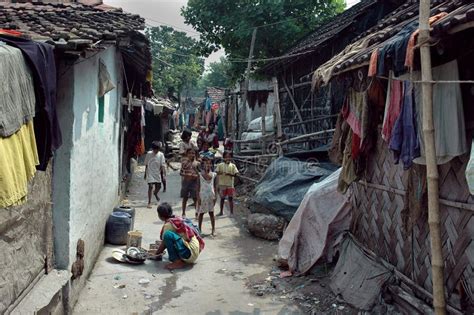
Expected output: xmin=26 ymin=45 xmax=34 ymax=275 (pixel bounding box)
xmin=405 ymin=12 xmax=448 ymax=70
xmin=0 ymin=29 xmax=22 ymax=37
xmin=368 ymin=49 xmax=379 ymax=77
xmin=161 ymin=217 xmax=205 ymax=251
xmin=382 ymin=79 xmax=403 ymax=142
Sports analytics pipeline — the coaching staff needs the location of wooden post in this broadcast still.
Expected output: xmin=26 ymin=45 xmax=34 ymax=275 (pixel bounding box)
xmin=261 ymin=100 xmax=267 ymax=154
xmin=419 ymin=1 xmax=446 ymax=314
xmin=239 ymin=27 xmax=258 ymax=141
xmin=272 ymin=77 xmax=283 ymax=138
xmin=272 ymin=77 xmax=283 ymax=156
xmin=283 ymin=79 xmax=307 ymax=134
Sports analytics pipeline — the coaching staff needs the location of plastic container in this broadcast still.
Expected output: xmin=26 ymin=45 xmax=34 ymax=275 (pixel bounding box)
xmin=113 ymin=206 xmax=135 ymax=230
xmin=127 ymin=231 xmax=143 ymax=249
xmin=106 ymin=212 xmax=132 ymax=245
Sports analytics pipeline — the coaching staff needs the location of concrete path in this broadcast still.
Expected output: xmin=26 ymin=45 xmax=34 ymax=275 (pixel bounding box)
xmin=73 ymin=166 xmax=301 ymax=315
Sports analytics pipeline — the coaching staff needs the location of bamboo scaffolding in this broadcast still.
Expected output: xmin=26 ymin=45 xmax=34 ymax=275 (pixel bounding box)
xmin=419 ymin=0 xmax=446 ymax=313
xmin=277 ymin=129 xmax=335 ymax=146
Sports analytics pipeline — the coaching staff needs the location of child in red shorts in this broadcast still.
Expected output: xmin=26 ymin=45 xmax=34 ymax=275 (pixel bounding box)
xmin=216 ymin=151 xmax=239 ymax=216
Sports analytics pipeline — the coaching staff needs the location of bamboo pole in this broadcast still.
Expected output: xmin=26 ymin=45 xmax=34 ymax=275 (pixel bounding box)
xmin=272 ymin=77 xmax=283 ymax=139
xmin=239 ymin=27 xmax=258 ymax=141
xmin=261 ymin=100 xmax=267 ymax=154
xmin=418 ymin=1 xmax=446 ymax=314
xmin=283 ymin=79 xmax=307 ymax=134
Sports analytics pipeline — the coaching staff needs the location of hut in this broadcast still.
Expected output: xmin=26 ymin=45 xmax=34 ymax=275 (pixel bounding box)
xmin=309 ymin=0 xmax=474 ymax=312
xmin=259 ymin=0 xmax=406 ymax=153
xmin=0 ymin=1 xmax=151 ymax=312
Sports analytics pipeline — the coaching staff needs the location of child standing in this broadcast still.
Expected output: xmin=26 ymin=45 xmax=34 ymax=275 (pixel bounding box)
xmin=197 ymin=157 xmax=217 ymax=236
xmin=180 ymin=148 xmax=200 ymax=217
xmin=144 ymin=142 xmax=166 ymax=208
xmin=216 ymin=151 xmax=239 ymax=216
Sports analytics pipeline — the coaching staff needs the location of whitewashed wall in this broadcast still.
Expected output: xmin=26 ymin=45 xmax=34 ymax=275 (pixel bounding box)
xmin=53 ymin=47 xmax=122 ymax=304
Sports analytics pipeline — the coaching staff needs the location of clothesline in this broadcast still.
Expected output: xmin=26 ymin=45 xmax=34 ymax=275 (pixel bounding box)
xmin=375 ymin=76 xmax=474 ymax=84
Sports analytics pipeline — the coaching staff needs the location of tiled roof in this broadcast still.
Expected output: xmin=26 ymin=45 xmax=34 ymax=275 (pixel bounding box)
xmin=0 ymin=1 xmax=145 ymax=51
xmin=288 ymin=0 xmax=378 ymax=56
xmin=314 ymin=0 xmax=474 ymax=81
xmin=206 ymin=87 xmax=226 ymax=103
xmin=260 ymin=0 xmax=404 ymax=72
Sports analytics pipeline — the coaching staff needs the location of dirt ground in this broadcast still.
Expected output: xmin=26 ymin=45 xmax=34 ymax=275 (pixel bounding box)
xmin=73 ymin=164 xmax=353 ymax=315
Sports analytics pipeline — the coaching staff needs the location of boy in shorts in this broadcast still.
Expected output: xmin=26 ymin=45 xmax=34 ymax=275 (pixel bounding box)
xmin=180 ymin=148 xmax=200 ymax=217
xmin=144 ymin=142 xmax=165 ymax=208
xmin=216 ymin=151 xmax=239 ymax=216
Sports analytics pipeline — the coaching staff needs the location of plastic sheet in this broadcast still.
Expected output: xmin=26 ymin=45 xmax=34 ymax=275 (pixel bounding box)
xmin=278 ymin=168 xmax=352 ymax=274
xmin=252 ymin=157 xmax=337 ymax=220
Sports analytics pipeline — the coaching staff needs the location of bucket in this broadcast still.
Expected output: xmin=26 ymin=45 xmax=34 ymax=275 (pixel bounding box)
xmin=127 ymin=231 xmax=143 ymax=249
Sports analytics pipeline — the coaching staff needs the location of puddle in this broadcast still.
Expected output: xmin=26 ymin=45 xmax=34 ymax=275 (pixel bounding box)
xmin=149 ymin=274 xmax=192 ymax=311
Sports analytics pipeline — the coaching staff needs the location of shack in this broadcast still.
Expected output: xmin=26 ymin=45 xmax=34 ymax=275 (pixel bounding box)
xmin=259 ymin=0 xmax=405 ymax=154
xmin=310 ymin=0 xmax=474 ymax=312
xmin=0 ymin=1 xmax=151 ymax=313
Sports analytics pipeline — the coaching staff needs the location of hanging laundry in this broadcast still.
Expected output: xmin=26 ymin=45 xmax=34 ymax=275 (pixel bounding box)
xmin=0 ymin=45 xmax=36 ymax=137
xmin=377 ymin=20 xmax=418 ymax=77
xmin=389 ymin=81 xmax=420 ymax=170
xmin=367 ymin=49 xmax=378 ymax=77
xmin=405 ymin=12 xmax=448 ymax=71
xmin=466 ymin=140 xmax=474 ymax=195
xmin=0 ymin=121 xmax=39 ymax=208
xmin=413 ymin=60 xmax=467 ymax=165
xmin=341 ymin=89 xmax=367 ymax=140
xmin=382 ymin=74 xmax=403 ymax=143
xmin=0 ymin=36 xmax=62 ymax=171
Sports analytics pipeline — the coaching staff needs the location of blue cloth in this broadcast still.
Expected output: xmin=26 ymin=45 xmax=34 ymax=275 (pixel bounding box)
xmin=163 ymin=230 xmax=191 ymax=262
xmin=205 ymin=97 xmax=212 ymax=111
xmin=389 ymin=81 xmax=420 ymax=169
xmin=377 ymin=21 xmax=418 ymax=77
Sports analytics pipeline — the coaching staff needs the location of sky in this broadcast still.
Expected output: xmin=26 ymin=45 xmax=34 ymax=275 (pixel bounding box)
xmin=104 ymin=0 xmax=361 ymax=68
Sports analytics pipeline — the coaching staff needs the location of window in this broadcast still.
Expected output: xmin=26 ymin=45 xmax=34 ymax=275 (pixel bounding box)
xmin=98 ymin=96 xmax=104 ymax=123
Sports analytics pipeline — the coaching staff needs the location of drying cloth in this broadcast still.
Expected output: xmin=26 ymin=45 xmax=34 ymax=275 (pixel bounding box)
xmin=367 ymin=49 xmax=379 ymax=77
xmin=466 ymin=140 xmax=474 ymax=195
xmin=278 ymin=168 xmax=352 ymax=274
xmin=412 ymin=60 xmax=467 ymax=165
xmin=342 ymin=89 xmax=367 ymax=139
xmin=98 ymin=59 xmax=115 ymax=97
xmin=377 ymin=20 xmax=418 ymax=76
xmin=389 ymin=81 xmax=420 ymax=170
xmin=405 ymin=12 xmax=448 ymax=70
xmin=0 ymin=36 xmax=62 ymax=171
xmin=312 ymin=31 xmax=381 ymax=88
xmin=0 ymin=121 xmax=39 ymax=208
xmin=0 ymin=45 xmax=36 ymax=137
xmin=382 ymin=74 xmax=403 ymax=143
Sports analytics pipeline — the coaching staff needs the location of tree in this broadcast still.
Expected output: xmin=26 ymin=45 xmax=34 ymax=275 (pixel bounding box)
xmin=181 ymin=0 xmax=345 ymax=80
xmin=146 ymin=26 xmax=205 ymax=97
xmin=201 ymin=57 xmax=233 ymax=88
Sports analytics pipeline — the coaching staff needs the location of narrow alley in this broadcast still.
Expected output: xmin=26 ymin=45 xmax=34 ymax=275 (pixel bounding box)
xmin=1 ymin=1 xmax=474 ymax=314
xmin=73 ymin=165 xmax=301 ymax=315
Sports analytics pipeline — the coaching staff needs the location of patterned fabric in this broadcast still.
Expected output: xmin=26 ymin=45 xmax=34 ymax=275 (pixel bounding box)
xmin=198 ymin=172 xmax=216 ymax=213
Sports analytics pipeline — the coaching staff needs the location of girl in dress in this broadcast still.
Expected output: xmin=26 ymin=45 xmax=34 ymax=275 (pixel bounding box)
xmin=196 ymin=157 xmax=217 ymax=236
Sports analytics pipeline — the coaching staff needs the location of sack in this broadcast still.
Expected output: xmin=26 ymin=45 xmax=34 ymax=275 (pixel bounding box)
xmin=466 ymin=141 xmax=474 ymax=195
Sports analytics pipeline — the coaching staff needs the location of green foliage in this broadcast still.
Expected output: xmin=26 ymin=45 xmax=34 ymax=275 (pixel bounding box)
xmin=182 ymin=0 xmax=346 ymax=81
xmin=201 ymin=57 xmax=233 ymax=88
xmin=146 ymin=26 xmax=205 ymax=97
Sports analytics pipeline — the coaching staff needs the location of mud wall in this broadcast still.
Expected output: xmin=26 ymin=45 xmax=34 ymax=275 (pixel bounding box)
xmin=0 ymin=167 xmax=53 ymax=313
